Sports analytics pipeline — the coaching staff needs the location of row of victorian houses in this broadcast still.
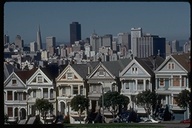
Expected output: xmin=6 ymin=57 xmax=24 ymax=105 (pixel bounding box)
xmin=4 ymin=53 xmax=191 ymax=124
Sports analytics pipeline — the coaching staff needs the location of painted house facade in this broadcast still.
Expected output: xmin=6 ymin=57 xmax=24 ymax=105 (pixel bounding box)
xmin=119 ymin=56 xmax=164 ymax=115
xmin=4 ymin=69 xmax=36 ymax=122
xmin=87 ymin=59 xmax=131 ymax=121
xmin=26 ymin=67 xmax=57 ymax=117
xmin=56 ymin=63 xmax=98 ymax=124
xmin=154 ymin=53 xmax=190 ymax=120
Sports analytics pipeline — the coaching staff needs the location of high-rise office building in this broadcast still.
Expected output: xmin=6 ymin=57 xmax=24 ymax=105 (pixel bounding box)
xmin=90 ymin=32 xmax=102 ymax=53
xmin=4 ymin=34 xmax=9 ymax=44
xmin=15 ymin=35 xmax=24 ymax=50
xmin=136 ymin=34 xmax=166 ymax=58
xmin=37 ymin=25 xmax=43 ymax=50
xmin=46 ymin=36 xmax=56 ymax=51
xmin=171 ymin=40 xmax=180 ymax=53
xmin=30 ymin=41 xmax=37 ymax=52
xmin=102 ymin=34 xmax=113 ymax=48
xmin=131 ymin=28 xmax=142 ymax=57
xmin=70 ymin=22 xmax=81 ymax=46
xmin=117 ymin=32 xmax=131 ymax=50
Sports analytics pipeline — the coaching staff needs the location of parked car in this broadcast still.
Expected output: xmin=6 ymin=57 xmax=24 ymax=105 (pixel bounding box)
xmin=180 ymin=119 xmax=191 ymax=124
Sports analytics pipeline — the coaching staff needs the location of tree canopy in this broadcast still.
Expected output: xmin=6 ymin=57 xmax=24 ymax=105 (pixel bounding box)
xmin=136 ymin=90 xmax=157 ymax=116
xmin=34 ymin=98 xmax=53 ymax=119
xmin=70 ymin=95 xmax=89 ymax=113
xmin=176 ymin=89 xmax=191 ymax=109
xmin=98 ymin=91 xmax=129 ymax=117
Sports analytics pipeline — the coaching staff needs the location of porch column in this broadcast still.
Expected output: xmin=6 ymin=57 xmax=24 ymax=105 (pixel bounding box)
xmin=89 ymin=100 xmax=92 ymax=110
xmin=135 ymin=79 xmax=137 ymax=91
xmin=155 ymin=78 xmax=158 ymax=90
xmin=48 ymin=88 xmax=50 ymax=99
xmin=121 ymin=80 xmax=124 ymax=93
xmin=179 ymin=75 xmax=182 ymax=87
xmin=144 ymin=79 xmax=146 ymax=90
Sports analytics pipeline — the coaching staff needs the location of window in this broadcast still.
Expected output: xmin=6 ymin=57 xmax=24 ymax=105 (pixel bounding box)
xmin=112 ymin=84 xmax=116 ymax=92
xmin=8 ymin=107 xmax=13 ymax=117
xmin=12 ymin=79 xmax=17 ymax=85
xmin=43 ymin=88 xmax=48 ymax=98
xmin=7 ymin=91 xmax=12 ymax=100
xmin=125 ymin=83 xmax=129 ymax=89
xmin=137 ymin=80 xmax=144 ymax=90
xmin=62 ymin=87 xmax=66 ymax=95
xmin=15 ymin=108 xmax=18 ymax=117
xmin=159 ymin=78 xmax=165 ymax=87
xmin=73 ymin=85 xmax=78 ymax=94
xmin=173 ymin=76 xmax=180 ymax=86
xmin=182 ymin=76 xmax=185 ymax=87
xmin=67 ymin=73 xmax=73 ymax=80
xmin=80 ymin=86 xmax=83 ymax=95
xmin=167 ymin=62 xmax=175 ymax=69
xmin=23 ymin=92 xmax=26 ymax=100
xmin=132 ymin=67 xmax=138 ymax=74
xmin=173 ymin=95 xmax=178 ymax=105
xmin=93 ymin=86 xmax=97 ymax=91
xmin=33 ymin=90 xmax=36 ymax=98
xmin=98 ymin=71 xmax=104 ymax=76
xmin=50 ymin=89 xmax=54 ymax=99
xmin=104 ymin=87 xmax=110 ymax=92
xmin=18 ymin=93 xmax=22 ymax=100
xmin=14 ymin=92 xmax=17 ymax=100
xmin=37 ymin=75 xmax=43 ymax=83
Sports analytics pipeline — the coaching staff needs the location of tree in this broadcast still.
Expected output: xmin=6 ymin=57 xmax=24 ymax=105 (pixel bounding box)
xmin=70 ymin=95 xmax=89 ymax=124
xmin=34 ymin=98 xmax=54 ymax=120
xmin=98 ymin=91 xmax=129 ymax=122
xmin=136 ymin=90 xmax=157 ymax=117
xmin=176 ymin=89 xmax=191 ymax=109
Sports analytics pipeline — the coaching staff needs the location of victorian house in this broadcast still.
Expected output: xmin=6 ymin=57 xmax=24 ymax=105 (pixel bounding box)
xmin=56 ymin=62 xmax=98 ymax=124
xmin=4 ymin=68 xmax=36 ymax=122
xmin=154 ymin=53 xmax=190 ymax=120
xmin=87 ymin=59 xmax=131 ymax=121
xmin=26 ymin=66 xmax=58 ymax=117
xmin=119 ymin=56 xmax=164 ymax=115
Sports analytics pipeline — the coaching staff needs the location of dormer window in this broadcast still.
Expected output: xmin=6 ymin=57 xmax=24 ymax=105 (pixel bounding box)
xmin=12 ymin=79 xmax=17 ymax=85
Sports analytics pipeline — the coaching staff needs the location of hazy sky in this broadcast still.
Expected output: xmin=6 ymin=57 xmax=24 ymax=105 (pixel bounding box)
xmin=4 ymin=2 xmax=190 ymax=45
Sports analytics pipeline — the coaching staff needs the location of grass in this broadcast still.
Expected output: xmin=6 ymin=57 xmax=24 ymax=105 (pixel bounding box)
xmin=64 ymin=123 xmax=164 ymax=128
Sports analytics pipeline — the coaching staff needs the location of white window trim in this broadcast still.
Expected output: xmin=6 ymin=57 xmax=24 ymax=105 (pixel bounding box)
xmin=131 ymin=67 xmax=138 ymax=74
xmin=37 ymin=75 xmax=43 ymax=83
xmin=12 ymin=79 xmax=17 ymax=85
xmin=98 ymin=71 xmax=105 ymax=76
xmin=67 ymin=73 xmax=73 ymax=80
xmin=167 ymin=62 xmax=175 ymax=69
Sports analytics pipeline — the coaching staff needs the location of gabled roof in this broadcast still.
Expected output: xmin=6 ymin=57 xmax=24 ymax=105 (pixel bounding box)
xmin=102 ymin=58 xmax=132 ymax=77
xmin=155 ymin=53 xmax=190 ymax=72
xmin=15 ymin=68 xmax=38 ymax=83
xmin=71 ymin=64 xmax=88 ymax=79
xmin=171 ymin=53 xmax=190 ymax=71
xmin=4 ymin=61 xmax=20 ymax=81
xmin=135 ymin=58 xmax=154 ymax=76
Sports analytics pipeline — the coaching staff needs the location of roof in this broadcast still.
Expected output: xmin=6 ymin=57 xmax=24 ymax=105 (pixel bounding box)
xmin=171 ymin=53 xmax=190 ymax=71
xmin=102 ymin=58 xmax=132 ymax=77
xmin=71 ymin=64 xmax=88 ymax=79
xmin=4 ymin=61 xmax=20 ymax=81
xmin=15 ymin=68 xmax=38 ymax=83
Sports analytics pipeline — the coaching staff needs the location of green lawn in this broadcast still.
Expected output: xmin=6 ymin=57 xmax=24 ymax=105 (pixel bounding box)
xmin=64 ymin=123 xmax=164 ymax=128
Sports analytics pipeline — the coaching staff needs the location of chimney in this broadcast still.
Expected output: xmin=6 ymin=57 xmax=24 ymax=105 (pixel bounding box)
xmin=157 ymin=50 xmax=160 ymax=56
xmin=152 ymin=55 xmax=156 ymax=71
xmin=88 ymin=66 xmax=91 ymax=75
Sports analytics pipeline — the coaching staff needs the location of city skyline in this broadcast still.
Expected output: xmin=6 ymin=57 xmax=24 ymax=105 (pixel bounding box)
xmin=4 ymin=2 xmax=190 ymax=44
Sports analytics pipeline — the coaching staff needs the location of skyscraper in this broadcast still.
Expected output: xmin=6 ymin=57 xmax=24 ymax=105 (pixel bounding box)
xmin=15 ymin=35 xmax=24 ymax=50
xmin=70 ymin=22 xmax=81 ymax=46
xmin=46 ymin=36 xmax=56 ymax=51
xmin=30 ymin=41 xmax=37 ymax=52
xmin=4 ymin=34 xmax=9 ymax=44
xmin=136 ymin=34 xmax=166 ymax=58
xmin=131 ymin=28 xmax=142 ymax=57
xmin=37 ymin=25 xmax=43 ymax=50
